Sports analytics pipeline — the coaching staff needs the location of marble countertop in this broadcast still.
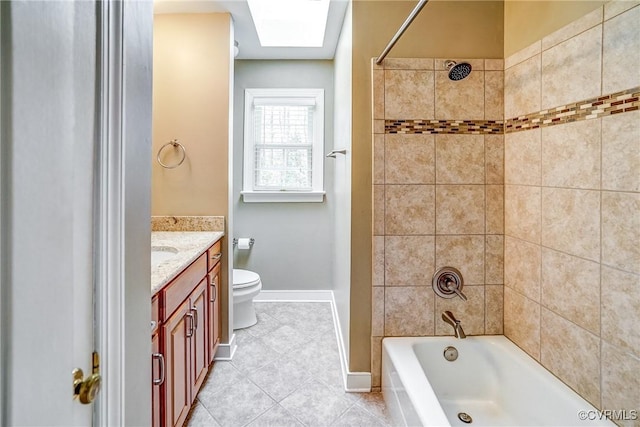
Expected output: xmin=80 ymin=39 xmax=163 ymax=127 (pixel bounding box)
xmin=151 ymin=231 xmax=224 ymax=295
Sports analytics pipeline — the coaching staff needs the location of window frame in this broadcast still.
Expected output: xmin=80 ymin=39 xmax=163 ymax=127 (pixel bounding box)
xmin=242 ymin=88 xmax=325 ymax=203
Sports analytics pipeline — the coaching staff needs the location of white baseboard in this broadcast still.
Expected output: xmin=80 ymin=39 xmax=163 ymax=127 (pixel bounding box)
xmin=214 ymin=333 xmax=237 ymax=361
xmin=328 ymin=293 xmax=372 ymax=393
xmin=246 ymin=289 xmax=372 ymax=392
xmin=345 ymin=372 xmax=373 ymax=392
xmin=255 ymin=289 xmax=334 ymax=301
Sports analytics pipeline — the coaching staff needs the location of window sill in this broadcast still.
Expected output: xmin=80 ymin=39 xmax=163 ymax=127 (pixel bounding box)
xmin=241 ymin=191 xmax=325 ymax=203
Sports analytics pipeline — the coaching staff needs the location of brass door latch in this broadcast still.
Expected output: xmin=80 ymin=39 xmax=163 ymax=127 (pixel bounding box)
xmin=73 ymin=352 xmax=102 ymax=404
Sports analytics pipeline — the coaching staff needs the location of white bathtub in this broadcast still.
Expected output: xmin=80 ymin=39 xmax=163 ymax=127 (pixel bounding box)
xmin=382 ymin=336 xmax=614 ymax=427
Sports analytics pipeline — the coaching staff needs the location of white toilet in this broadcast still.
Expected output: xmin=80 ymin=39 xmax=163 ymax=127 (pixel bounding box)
xmin=232 ymin=269 xmax=262 ymax=329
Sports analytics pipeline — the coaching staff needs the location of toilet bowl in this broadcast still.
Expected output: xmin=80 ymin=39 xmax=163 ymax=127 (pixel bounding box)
xmin=232 ymin=269 xmax=262 ymax=329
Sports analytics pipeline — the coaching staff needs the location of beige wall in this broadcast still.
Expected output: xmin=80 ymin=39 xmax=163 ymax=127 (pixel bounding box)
xmin=370 ymin=57 xmax=505 ymax=389
xmin=152 ymin=13 xmax=233 ymax=341
xmin=350 ymin=0 xmax=504 ymax=372
xmin=152 ymin=14 xmax=230 ymax=217
xmin=504 ymin=1 xmax=639 ymax=413
xmin=504 ymin=0 xmax=606 ymax=57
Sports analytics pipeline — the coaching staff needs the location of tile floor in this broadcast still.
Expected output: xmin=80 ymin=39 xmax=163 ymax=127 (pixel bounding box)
xmin=186 ymin=302 xmax=393 ymax=427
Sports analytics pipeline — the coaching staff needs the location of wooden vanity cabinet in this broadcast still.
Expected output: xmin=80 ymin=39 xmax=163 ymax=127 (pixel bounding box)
xmin=207 ymin=239 xmax=222 ymax=363
xmin=190 ymin=278 xmax=209 ymax=400
xmin=152 ymin=331 xmax=162 ymax=427
xmin=163 ymin=297 xmax=192 ymax=427
xmin=208 ymin=262 xmax=221 ymax=363
xmin=151 ymin=295 xmax=162 ymax=427
xmin=153 ymin=239 xmax=223 ymax=427
xmin=163 ymin=278 xmax=208 ymax=427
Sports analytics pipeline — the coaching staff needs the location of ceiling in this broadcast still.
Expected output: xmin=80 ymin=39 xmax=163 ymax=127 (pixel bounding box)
xmin=153 ymin=0 xmax=350 ymax=60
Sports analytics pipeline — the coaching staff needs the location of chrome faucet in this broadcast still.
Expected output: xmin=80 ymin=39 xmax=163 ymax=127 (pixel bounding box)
xmin=442 ymin=311 xmax=466 ymax=339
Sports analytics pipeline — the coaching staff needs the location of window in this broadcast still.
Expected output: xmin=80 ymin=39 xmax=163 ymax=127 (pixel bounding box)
xmin=242 ymin=88 xmax=325 ymax=203
xmin=246 ymin=0 xmax=330 ymax=47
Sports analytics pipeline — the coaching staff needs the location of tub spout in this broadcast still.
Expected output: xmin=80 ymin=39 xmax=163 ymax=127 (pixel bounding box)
xmin=442 ymin=311 xmax=466 ymax=339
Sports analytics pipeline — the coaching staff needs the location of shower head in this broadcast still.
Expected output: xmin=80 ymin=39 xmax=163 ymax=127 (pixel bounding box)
xmin=445 ymin=60 xmax=472 ymax=81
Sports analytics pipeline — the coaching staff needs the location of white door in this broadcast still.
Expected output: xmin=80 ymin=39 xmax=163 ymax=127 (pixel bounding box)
xmin=0 ymin=1 xmax=152 ymax=425
xmin=2 ymin=1 xmax=99 ymax=425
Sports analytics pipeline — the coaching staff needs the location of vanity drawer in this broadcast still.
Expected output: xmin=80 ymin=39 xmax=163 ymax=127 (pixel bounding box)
xmin=163 ymin=254 xmax=207 ymax=320
xmin=207 ymin=240 xmax=222 ymax=271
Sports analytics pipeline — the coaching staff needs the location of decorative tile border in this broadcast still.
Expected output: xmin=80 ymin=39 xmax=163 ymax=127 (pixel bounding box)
xmin=385 ymin=119 xmax=504 ymax=135
xmin=383 ymin=87 xmax=639 ymax=135
xmin=505 ymin=87 xmax=639 ymax=133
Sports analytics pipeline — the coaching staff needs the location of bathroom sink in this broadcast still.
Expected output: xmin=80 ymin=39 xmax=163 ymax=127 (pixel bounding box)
xmin=151 ymin=246 xmax=179 ymax=267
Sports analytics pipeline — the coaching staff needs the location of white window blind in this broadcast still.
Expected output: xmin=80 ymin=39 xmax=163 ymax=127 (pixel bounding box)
xmin=243 ymin=88 xmax=325 ymax=203
xmin=252 ymin=104 xmax=314 ymax=190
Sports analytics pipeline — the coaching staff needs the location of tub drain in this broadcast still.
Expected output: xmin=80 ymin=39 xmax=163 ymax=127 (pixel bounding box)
xmin=458 ymin=412 xmax=473 ymax=424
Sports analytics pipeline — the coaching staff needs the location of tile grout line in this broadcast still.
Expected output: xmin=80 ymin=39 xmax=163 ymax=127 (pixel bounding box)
xmin=433 ymin=126 xmax=438 ymax=335
xmin=501 ymin=63 xmax=507 ymax=337
xmin=537 ymin=93 xmax=543 ymax=362
xmin=503 ymin=182 xmax=637 ymax=193
xmin=239 ymin=400 xmax=277 ymax=427
xmin=483 ymin=130 xmax=488 ymax=335
xmin=598 ymin=50 xmax=604 ymax=405
xmin=194 ymin=398 xmax=218 ymax=426
xmin=352 ymin=394 xmax=392 ymax=426
xmin=504 ymin=232 xmax=640 ymax=276
xmin=382 ymin=73 xmax=386 ymax=356
xmin=279 ymin=397 xmax=311 ymax=427
xmin=504 ymin=276 xmax=601 ymax=339
xmin=536 ymin=39 xmax=545 ymax=142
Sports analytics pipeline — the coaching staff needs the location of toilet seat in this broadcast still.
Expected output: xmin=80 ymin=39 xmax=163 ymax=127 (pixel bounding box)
xmin=233 ymin=269 xmax=261 ymax=289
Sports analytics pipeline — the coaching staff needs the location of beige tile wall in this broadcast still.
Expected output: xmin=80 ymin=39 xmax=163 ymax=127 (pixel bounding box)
xmin=504 ymin=2 xmax=640 ymax=422
xmin=371 ymin=1 xmax=639 ymax=416
xmin=371 ymin=58 xmax=505 ymax=389
xmin=371 ymin=3 xmax=639 ymax=410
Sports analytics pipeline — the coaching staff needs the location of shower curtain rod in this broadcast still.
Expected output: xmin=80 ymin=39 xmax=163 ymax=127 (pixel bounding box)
xmin=375 ymin=0 xmax=430 ymax=65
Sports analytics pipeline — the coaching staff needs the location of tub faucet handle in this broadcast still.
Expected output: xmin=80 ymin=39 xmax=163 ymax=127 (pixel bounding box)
xmin=433 ymin=267 xmax=467 ymax=301
xmin=445 ymin=279 xmax=467 ymax=301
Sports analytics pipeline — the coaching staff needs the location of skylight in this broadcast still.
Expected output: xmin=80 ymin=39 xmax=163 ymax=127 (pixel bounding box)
xmin=247 ymin=0 xmax=330 ymax=47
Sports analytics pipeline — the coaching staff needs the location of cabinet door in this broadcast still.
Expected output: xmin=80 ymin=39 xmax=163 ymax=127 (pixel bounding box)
xmin=152 ymin=333 xmax=162 ymax=427
xmin=208 ymin=263 xmax=221 ymax=364
xmin=190 ymin=278 xmax=209 ymax=401
xmin=163 ymin=299 xmax=191 ymax=427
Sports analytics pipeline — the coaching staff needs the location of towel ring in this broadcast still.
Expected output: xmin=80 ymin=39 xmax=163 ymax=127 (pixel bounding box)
xmin=157 ymin=139 xmax=186 ymax=169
